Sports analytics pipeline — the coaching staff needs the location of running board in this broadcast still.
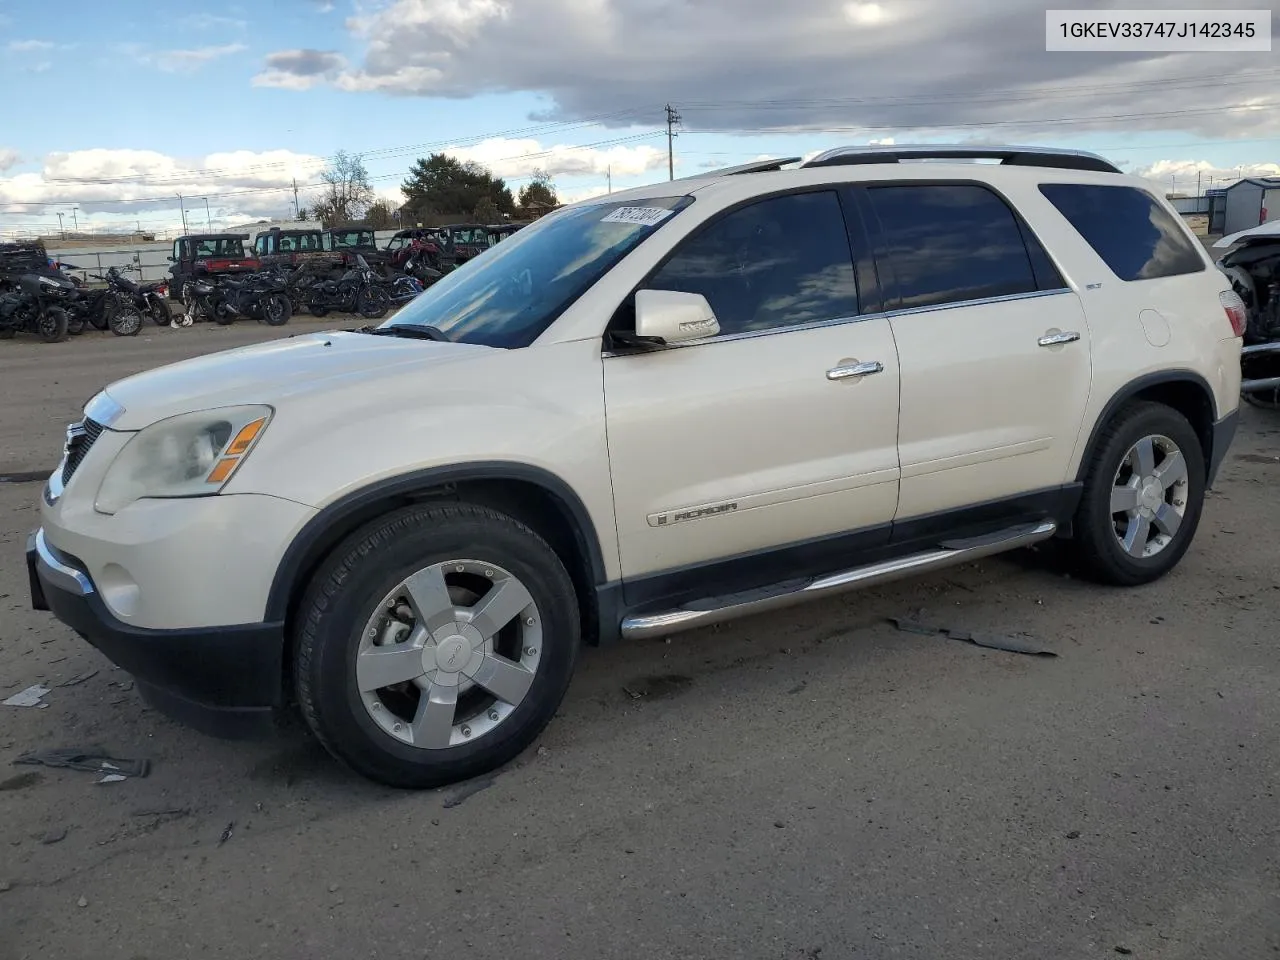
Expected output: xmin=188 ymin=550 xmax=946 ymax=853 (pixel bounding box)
xmin=619 ymin=520 xmax=1057 ymax=640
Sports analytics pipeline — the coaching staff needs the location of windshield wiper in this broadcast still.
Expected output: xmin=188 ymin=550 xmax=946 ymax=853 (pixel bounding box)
xmin=356 ymin=323 xmax=452 ymax=342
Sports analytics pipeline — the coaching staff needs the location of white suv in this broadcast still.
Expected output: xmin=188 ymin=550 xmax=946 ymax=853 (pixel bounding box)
xmin=28 ymin=145 xmax=1243 ymax=787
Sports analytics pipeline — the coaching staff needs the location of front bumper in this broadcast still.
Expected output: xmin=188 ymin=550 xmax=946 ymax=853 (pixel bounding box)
xmin=28 ymin=529 xmax=284 ymax=737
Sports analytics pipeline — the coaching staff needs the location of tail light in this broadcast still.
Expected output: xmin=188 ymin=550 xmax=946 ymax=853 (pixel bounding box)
xmin=1220 ymin=289 xmax=1248 ymax=338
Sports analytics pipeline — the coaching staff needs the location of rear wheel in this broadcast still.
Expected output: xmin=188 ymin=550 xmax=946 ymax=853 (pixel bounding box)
xmin=148 ymin=298 xmax=172 ymax=326
xmin=294 ymin=503 xmax=580 ymax=788
xmin=213 ymin=302 xmax=234 ymax=325
xmin=308 ymin=301 xmax=329 ymax=318
xmin=66 ymin=312 xmax=85 ymax=336
xmin=1071 ymin=402 xmax=1205 ymax=586
xmin=357 ymin=285 xmax=391 ymax=319
xmin=37 ymin=307 xmax=69 ymax=343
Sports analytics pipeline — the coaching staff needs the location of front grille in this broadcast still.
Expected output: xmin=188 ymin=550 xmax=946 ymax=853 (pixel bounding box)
xmin=61 ymin=418 xmax=104 ymax=485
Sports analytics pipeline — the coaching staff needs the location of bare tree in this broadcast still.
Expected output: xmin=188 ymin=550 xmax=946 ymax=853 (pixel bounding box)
xmin=314 ymin=150 xmax=374 ymax=226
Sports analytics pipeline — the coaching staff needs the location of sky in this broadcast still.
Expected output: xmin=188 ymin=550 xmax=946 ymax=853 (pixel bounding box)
xmin=1 ymin=0 xmax=1279 ymax=239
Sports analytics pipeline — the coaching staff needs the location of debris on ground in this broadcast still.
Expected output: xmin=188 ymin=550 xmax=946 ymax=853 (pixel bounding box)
xmin=1065 ymin=830 xmax=1081 ymax=839
xmin=40 ymin=828 xmax=67 ymax=845
xmin=58 ymin=670 xmax=98 ymax=687
xmin=3 ymin=684 xmax=51 ymax=707
xmin=131 ymin=807 xmax=190 ymax=819
xmin=536 ymin=746 xmax=550 ymax=758
xmin=442 ymin=777 xmax=495 ymax=808
xmin=76 ymin=896 xmax=88 ymax=908
xmin=13 ymin=748 xmax=150 ymax=779
xmin=787 ymin=681 xmax=808 ymax=695
xmin=1114 ymin=948 xmax=1133 ymax=956
xmin=889 ymin=619 xmax=1057 ymax=657
xmin=218 ymin=822 xmax=234 ymax=845
xmin=621 ymin=674 xmax=693 ymax=700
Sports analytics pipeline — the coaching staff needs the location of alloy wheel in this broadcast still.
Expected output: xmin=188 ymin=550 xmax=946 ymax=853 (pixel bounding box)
xmin=1108 ymin=434 xmax=1188 ymax=558
xmin=356 ymin=559 xmax=542 ymax=749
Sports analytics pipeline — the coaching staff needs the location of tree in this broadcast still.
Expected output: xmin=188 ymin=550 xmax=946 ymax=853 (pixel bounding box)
xmin=364 ymin=200 xmax=396 ymax=229
xmin=517 ymin=170 xmax=558 ymax=213
xmin=472 ymin=196 xmax=502 ymax=224
xmin=401 ymin=153 xmax=514 ymax=221
xmin=314 ymin=150 xmax=374 ymax=226
xmin=295 ymin=206 xmax=310 ymax=221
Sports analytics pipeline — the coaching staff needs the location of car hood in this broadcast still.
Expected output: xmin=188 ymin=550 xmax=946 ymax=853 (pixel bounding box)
xmin=1213 ymin=221 xmax=1280 ymax=248
xmin=97 ymin=330 xmax=489 ymax=431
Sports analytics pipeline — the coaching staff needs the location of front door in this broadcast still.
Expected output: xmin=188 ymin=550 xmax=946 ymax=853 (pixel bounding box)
xmin=603 ymin=190 xmax=902 ymax=594
xmin=858 ymin=182 xmax=1093 ymax=521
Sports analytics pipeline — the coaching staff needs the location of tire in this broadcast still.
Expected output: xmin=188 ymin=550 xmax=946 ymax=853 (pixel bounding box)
xmin=357 ymin=285 xmax=391 ymax=320
xmin=66 ymin=312 xmax=85 ymax=336
xmin=149 ymin=298 xmax=172 ymax=326
xmin=260 ymin=293 xmax=292 ymax=326
xmin=1071 ymin=401 xmax=1206 ymax=586
xmin=0 ymin=328 xmax=15 ymax=340
xmin=1243 ymin=390 xmax=1280 ymax=410
xmin=294 ymin=503 xmax=580 ymax=789
xmin=213 ymin=302 xmax=234 ymax=326
xmin=37 ymin=307 xmax=69 ymax=343
xmin=108 ymin=306 xmax=143 ymax=337
xmin=308 ymin=302 xmax=329 ymax=318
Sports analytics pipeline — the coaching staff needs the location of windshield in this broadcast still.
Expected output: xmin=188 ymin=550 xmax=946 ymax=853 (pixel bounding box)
xmin=194 ymin=238 xmax=245 ymax=258
xmin=380 ymin=196 xmax=692 ymax=348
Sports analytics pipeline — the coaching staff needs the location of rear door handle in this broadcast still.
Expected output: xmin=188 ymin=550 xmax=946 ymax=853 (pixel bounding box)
xmin=827 ymin=360 xmax=884 ymax=381
xmin=1038 ymin=330 xmax=1080 ymax=347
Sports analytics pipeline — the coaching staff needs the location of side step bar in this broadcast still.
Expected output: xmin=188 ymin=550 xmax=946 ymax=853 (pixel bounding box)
xmin=619 ymin=520 xmax=1057 ymax=641
xmin=1242 ymin=341 xmax=1280 ymax=395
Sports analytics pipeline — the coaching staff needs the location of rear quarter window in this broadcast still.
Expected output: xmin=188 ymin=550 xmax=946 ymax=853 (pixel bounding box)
xmin=1038 ymin=183 xmax=1205 ymax=281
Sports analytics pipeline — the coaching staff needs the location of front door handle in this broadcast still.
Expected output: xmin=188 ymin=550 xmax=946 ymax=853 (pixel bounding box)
xmin=1038 ymin=330 xmax=1081 ymax=347
xmin=827 ymin=360 xmax=884 ymax=381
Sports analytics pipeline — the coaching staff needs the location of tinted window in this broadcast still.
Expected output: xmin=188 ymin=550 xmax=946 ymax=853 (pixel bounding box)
xmin=867 ymin=184 xmax=1040 ymax=311
xmin=1039 ymin=183 xmax=1204 ymax=281
xmin=645 ymin=191 xmax=858 ymax=336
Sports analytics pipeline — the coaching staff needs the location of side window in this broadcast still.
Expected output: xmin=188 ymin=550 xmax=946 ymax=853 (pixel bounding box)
xmin=867 ymin=184 xmax=1042 ymax=311
xmin=172 ymin=240 xmax=182 ymax=260
xmin=1039 ymin=183 xmax=1205 ymax=281
xmin=644 ymin=191 xmax=858 ymax=337
xmin=254 ymin=236 xmax=266 ymax=255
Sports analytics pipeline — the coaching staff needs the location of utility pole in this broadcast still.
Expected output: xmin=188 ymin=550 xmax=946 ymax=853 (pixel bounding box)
xmin=204 ymin=197 xmax=212 ymax=230
xmin=665 ymin=103 xmax=681 ymax=181
xmin=71 ymin=207 xmax=78 ymax=231
xmin=1196 ymin=170 xmax=1202 ymax=197
xmin=292 ymin=178 xmax=300 ymax=217
xmin=607 ymin=165 xmax=612 ymax=194
xmin=177 ymin=194 xmax=189 ymax=234
xmin=56 ymin=212 xmax=64 ymax=239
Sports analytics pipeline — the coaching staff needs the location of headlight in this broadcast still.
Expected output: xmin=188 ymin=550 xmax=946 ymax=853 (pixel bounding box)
xmin=94 ymin=405 xmax=272 ymax=515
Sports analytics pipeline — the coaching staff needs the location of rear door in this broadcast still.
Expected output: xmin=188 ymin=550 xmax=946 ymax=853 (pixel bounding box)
xmin=856 ymin=182 xmax=1093 ymax=523
xmin=603 ymin=189 xmax=902 ymax=591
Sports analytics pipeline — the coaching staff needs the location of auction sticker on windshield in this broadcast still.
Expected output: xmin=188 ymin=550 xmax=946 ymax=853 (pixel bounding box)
xmin=600 ymin=207 xmax=676 ymax=227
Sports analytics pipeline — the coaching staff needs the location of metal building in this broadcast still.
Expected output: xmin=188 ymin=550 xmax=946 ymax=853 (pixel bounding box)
xmin=1221 ymin=177 xmax=1280 ymax=236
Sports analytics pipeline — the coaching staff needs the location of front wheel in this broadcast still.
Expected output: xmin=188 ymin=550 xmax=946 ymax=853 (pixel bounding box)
xmin=1070 ymin=402 xmax=1205 ymax=586
xmin=260 ymin=293 xmax=292 ymax=326
xmin=357 ymin=285 xmax=391 ymax=319
xmin=66 ymin=312 xmax=85 ymax=336
xmin=294 ymin=503 xmax=581 ymax=789
xmin=308 ymin=301 xmax=329 ymax=318
xmin=213 ymin=301 xmax=234 ymax=325
xmin=108 ymin=306 xmax=143 ymax=337
xmin=37 ymin=307 xmax=69 ymax=342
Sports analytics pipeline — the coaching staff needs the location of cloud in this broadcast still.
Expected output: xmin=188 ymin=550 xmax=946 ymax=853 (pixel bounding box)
xmin=149 ymin=43 xmax=248 ymax=72
xmin=7 ymin=39 xmax=55 ymax=52
xmin=256 ymin=0 xmax=1280 ymax=141
xmin=253 ymin=48 xmax=347 ymax=89
xmin=1133 ymin=159 xmax=1280 ymax=194
xmin=0 ymin=149 xmax=20 ymax=173
xmin=0 ymin=148 xmax=327 ymax=219
xmin=442 ymin=136 xmax=666 ymax=179
xmin=183 ymin=14 xmax=248 ymax=30
xmin=309 ymin=0 xmax=336 ymax=10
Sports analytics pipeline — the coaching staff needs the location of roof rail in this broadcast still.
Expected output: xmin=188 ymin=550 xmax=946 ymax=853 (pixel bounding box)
xmin=801 ymin=144 xmax=1121 ymax=174
xmin=678 ymin=157 xmax=802 ymax=181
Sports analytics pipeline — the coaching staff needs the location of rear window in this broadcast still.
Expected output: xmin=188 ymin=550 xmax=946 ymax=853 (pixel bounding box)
xmin=865 ymin=183 xmax=1056 ymax=311
xmin=1039 ymin=183 xmax=1205 ymax=281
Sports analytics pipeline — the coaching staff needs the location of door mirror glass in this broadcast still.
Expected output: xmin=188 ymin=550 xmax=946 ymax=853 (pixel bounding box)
xmin=634 ymin=289 xmax=720 ymax=343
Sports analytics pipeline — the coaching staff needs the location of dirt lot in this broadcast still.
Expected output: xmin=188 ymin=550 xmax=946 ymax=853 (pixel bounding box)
xmin=1 ymin=322 xmax=1278 ymax=960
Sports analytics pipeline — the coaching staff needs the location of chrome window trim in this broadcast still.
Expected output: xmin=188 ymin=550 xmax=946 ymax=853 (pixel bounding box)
xmin=602 ymin=287 xmax=1072 ymax=357
xmin=34 ymin=528 xmax=94 ymax=596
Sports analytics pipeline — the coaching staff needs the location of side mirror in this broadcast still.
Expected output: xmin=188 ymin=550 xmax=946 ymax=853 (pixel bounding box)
xmin=166 ymin=256 xmax=175 ymax=263
xmin=634 ymin=289 xmax=720 ymax=343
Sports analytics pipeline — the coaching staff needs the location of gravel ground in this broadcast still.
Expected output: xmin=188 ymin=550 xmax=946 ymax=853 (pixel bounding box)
xmin=0 ymin=323 xmax=1278 ymax=960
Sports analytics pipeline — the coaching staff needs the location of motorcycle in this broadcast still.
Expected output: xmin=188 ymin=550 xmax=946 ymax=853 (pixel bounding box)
xmin=103 ymin=267 xmax=172 ymax=326
xmin=83 ymin=274 xmax=146 ymax=336
xmin=183 ymin=271 xmax=292 ymax=326
xmin=0 ymin=274 xmax=71 ymax=342
xmin=302 ymin=254 xmax=391 ymax=319
xmin=1215 ymin=225 xmax=1280 ymax=409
